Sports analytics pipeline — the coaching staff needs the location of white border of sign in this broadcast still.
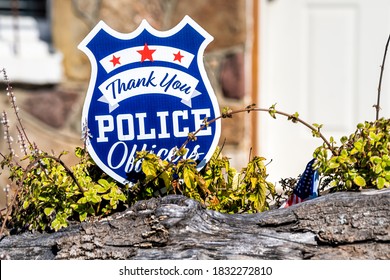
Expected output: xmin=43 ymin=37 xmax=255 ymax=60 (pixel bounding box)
xmin=78 ymin=16 xmax=221 ymax=184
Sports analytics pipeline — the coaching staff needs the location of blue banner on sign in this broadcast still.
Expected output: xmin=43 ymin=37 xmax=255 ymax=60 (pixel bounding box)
xmin=79 ymin=16 xmax=221 ymax=184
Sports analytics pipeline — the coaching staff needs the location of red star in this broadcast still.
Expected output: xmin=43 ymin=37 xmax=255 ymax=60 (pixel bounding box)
xmin=173 ymin=51 xmax=184 ymax=63
xmin=137 ymin=43 xmax=156 ymax=62
xmin=109 ymin=55 xmax=121 ymax=67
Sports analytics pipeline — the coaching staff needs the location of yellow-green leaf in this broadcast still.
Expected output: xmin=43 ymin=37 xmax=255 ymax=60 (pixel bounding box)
xmin=44 ymin=207 xmax=54 ymax=216
xmin=23 ymin=200 xmax=30 ymax=209
xmin=353 ymin=176 xmax=366 ymax=187
xmin=377 ymin=177 xmax=386 ymax=189
xmin=142 ymin=159 xmax=157 ymax=177
xmin=250 ymin=177 xmax=257 ymax=191
xmin=183 ymin=167 xmax=195 ymax=189
xmin=353 ymin=140 xmax=363 ymax=152
xmin=328 ymin=161 xmax=340 ymax=169
xmin=79 ymin=212 xmax=88 ymax=222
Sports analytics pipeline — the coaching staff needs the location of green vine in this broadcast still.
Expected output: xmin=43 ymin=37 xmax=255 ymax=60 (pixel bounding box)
xmin=2 ymin=54 xmax=390 ymax=235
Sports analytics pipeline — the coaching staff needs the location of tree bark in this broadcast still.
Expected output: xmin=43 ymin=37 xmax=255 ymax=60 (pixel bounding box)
xmin=0 ymin=189 xmax=389 ymax=260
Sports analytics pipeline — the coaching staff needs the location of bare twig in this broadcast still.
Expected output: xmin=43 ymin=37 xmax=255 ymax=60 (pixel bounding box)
xmin=1 ymin=111 xmax=14 ymax=157
xmin=178 ymin=107 xmax=335 ymax=157
xmin=137 ymin=104 xmax=335 ymax=190
xmin=375 ymin=34 xmax=390 ymax=120
xmin=41 ymin=155 xmax=85 ymax=194
xmin=248 ymin=147 xmax=253 ymax=162
xmin=1 ymin=69 xmax=32 ymax=148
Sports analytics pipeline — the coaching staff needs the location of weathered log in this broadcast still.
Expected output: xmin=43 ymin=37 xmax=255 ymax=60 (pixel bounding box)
xmin=0 ymin=189 xmax=389 ymax=260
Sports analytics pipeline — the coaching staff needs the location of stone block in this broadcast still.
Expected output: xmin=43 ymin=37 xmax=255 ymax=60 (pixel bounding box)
xmin=172 ymin=0 xmax=246 ymax=51
xmin=22 ymin=89 xmax=79 ymax=128
xmin=99 ymin=0 xmax=167 ymax=32
xmin=220 ymin=51 xmax=245 ymax=100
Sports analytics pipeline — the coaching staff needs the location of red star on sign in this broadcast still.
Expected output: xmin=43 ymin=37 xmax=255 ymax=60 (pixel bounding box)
xmin=137 ymin=43 xmax=156 ymax=62
xmin=173 ymin=51 xmax=184 ymax=63
xmin=110 ymin=55 xmax=121 ymax=67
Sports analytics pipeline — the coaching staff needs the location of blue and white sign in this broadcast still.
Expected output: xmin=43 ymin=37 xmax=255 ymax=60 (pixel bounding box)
xmin=79 ymin=16 xmax=221 ymax=184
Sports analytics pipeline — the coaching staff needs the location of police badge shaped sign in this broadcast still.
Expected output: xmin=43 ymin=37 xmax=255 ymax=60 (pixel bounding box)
xmin=79 ymin=16 xmax=221 ymax=184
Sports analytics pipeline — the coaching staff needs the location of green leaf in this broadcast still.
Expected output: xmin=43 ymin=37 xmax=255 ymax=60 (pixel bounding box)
xmin=313 ymin=123 xmax=323 ymax=129
xmin=79 ymin=211 xmax=88 ymax=222
xmin=328 ymin=161 xmax=340 ymax=169
xmin=357 ymin=123 xmax=364 ymax=129
xmin=51 ymin=213 xmax=68 ymax=231
xmin=340 ymin=136 xmax=348 ymax=144
xmin=75 ymin=147 xmax=85 ymax=158
xmin=222 ymin=106 xmax=233 ymax=118
xmin=268 ymin=104 xmax=277 ymax=119
xmin=142 ymin=158 xmax=157 ymax=177
xmin=44 ymin=207 xmax=54 ymax=216
xmin=377 ymin=177 xmax=386 ymax=189
xmin=77 ymin=197 xmax=87 ymax=204
xmin=369 ymin=132 xmax=381 ymax=143
xmin=96 ymin=179 xmax=111 ymax=193
xmin=288 ymin=112 xmax=299 ymax=123
xmin=183 ymin=166 xmax=195 ymax=189
xmin=22 ymin=200 xmax=30 ymax=209
xmin=370 ymin=156 xmax=382 ymax=164
xmin=374 ymin=164 xmax=383 ymax=174
xmin=353 ymin=140 xmax=364 ymax=152
xmin=250 ymin=177 xmax=258 ymax=191
xmin=86 ymin=192 xmax=101 ymax=204
xmin=258 ymin=182 xmax=267 ymax=211
xmin=353 ymin=176 xmax=366 ymax=187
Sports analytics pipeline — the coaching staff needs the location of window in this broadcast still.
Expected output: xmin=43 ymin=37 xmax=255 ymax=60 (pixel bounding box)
xmin=0 ymin=0 xmax=51 ymax=43
xmin=0 ymin=0 xmax=62 ymax=84
xmin=0 ymin=0 xmax=47 ymax=18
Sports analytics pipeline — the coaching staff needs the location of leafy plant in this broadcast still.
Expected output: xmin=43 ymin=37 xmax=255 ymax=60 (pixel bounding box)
xmin=2 ymin=143 xmax=127 ymax=233
xmin=131 ymin=146 xmax=275 ymax=213
xmin=204 ymin=151 xmax=276 ymax=213
xmin=2 ymin=138 xmax=126 ymax=233
xmin=314 ymin=118 xmax=390 ymax=191
xmin=0 ymin=70 xmax=126 ymax=233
